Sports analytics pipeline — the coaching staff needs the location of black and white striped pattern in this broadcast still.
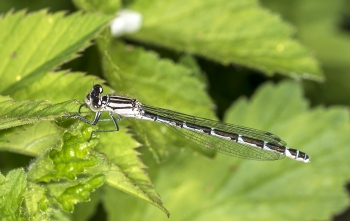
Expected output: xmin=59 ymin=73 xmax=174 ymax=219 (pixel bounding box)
xmin=83 ymin=84 xmax=310 ymax=163
xmin=139 ymin=107 xmax=310 ymax=163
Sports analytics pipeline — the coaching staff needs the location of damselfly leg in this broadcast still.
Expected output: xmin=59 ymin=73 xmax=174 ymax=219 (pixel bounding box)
xmin=77 ymin=103 xmax=120 ymax=140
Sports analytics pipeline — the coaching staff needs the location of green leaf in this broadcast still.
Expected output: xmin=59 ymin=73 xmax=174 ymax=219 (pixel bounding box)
xmin=0 ymin=98 xmax=81 ymax=130
xmin=0 ymin=168 xmax=26 ymax=221
xmin=262 ymin=0 xmax=350 ymax=105
xmin=69 ymin=190 xmax=101 ymax=221
xmin=9 ymin=71 xmax=110 ymax=102
xmin=94 ymin=81 xmax=350 ymax=220
xmin=49 ymin=174 xmax=105 ymax=213
xmin=0 ymin=10 xmax=112 ymax=95
xmin=73 ymin=0 xmax=121 ymax=14
xmin=24 ymin=182 xmax=62 ymax=220
xmin=23 ymin=120 xmax=168 ymax=216
xmin=127 ymin=0 xmax=323 ymax=80
xmin=24 ymin=183 xmax=47 ymax=219
xmin=0 ymin=122 xmax=62 ymax=156
xmin=102 ymin=185 xmax=156 ymax=220
xmin=178 ymin=54 xmax=208 ymax=85
xmin=27 ymin=122 xmax=99 ymax=182
xmin=91 ymin=122 xmax=170 ymax=217
xmin=0 ymin=96 xmax=12 ymax=102
xmin=100 ymin=40 xmax=216 ymax=161
xmin=25 ymin=122 xmax=104 ymax=215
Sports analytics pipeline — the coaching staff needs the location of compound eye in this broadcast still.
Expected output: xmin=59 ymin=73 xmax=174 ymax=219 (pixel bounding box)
xmin=92 ymin=99 xmax=102 ymax=109
xmin=93 ymin=84 xmax=103 ymax=94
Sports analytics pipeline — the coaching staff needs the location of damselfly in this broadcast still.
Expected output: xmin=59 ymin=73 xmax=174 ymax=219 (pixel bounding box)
xmin=77 ymin=85 xmax=310 ymax=163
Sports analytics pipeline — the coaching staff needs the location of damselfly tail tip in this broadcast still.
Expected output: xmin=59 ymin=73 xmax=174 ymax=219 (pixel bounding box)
xmin=299 ymin=152 xmax=310 ymax=163
xmin=301 ymin=157 xmax=311 ymax=163
xmin=285 ymin=147 xmax=310 ymax=163
xmin=305 ymin=156 xmax=311 ymax=163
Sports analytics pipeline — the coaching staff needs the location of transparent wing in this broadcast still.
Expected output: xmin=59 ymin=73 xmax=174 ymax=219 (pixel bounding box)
xmin=143 ymin=105 xmax=285 ymax=161
xmin=164 ymin=123 xmax=283 ymax=160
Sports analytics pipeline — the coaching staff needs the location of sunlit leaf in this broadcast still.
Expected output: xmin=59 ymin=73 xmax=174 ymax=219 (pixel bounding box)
xmin=25 ymin=122 xmax=104 ymax=216
xmin=0 ymin=168 xmax=26 ymax=221
xmin=0 ymin=10 xmax=112 ymax=95
xmin=0 ymin=98 xmax=81 ymax=130
xmin=93 ymin=123 xmax=170 ymax=217
xmin=9 ymin=71 xmax=109 ymax=102
xmin=0 ymin=122 xmax=62 ymax=156
xmin=27 ymin=122 xmax=99 ymax=182
xmin=127 ymin=0 xmax=323 ymax=80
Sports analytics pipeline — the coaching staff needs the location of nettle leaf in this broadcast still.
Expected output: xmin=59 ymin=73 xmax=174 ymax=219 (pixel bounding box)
xmin=0 ymin=96 xmax=12 ymax=102
xmin=24 ymin=182 xmax=70 ymax=220
xmin=0 ymin=98 xmax=81 ymax=130
xmin=24 ymin=120 xmax=169 ymax=216
xmin=127 ymin=0 xmax=322 ymax=80
xmin=47 ymin=174 xmax=105 ymax=213
xmin=0 ymin=122 xmax=62 ymax=156
xmin=100 ymin=40 xmax=216 ymax=161
xmin=26 ymin=122 xmax=104 ymax=215
xmin=10 ymin=71 xmax=109 ymax=102
xmin=0 ymin=10 xmax=112 ymax=95
xmin=91 ymin=122 xmax=170 ymax=217
xmin=27 ymin=122 xmax=99 ymax=182
xmin=24 ymin=182 xmax=52 ymax=220
xmin=0 ymin=168 xmax=26 ymax=221
xmin=264 ymin=0 xmax=350 ymax=105
xmin=94 ymin=81 xmax=350 ymax=220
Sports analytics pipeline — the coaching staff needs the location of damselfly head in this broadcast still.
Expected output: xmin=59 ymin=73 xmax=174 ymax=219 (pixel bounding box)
xmin=92 ymin=84 xmax=103 ymax=94
xmin=85 ymin=84 xmax=104 ymax=111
